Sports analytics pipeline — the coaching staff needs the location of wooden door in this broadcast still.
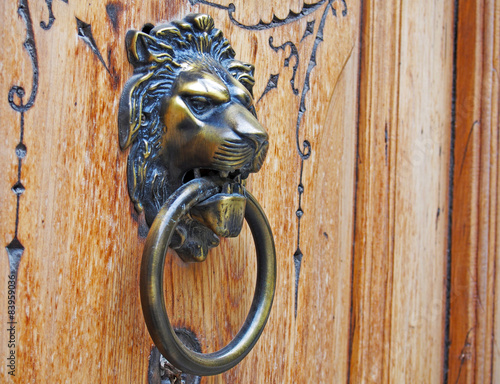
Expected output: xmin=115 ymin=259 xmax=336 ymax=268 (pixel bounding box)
xmin=1 ymin=0 xmax=498 ymax=383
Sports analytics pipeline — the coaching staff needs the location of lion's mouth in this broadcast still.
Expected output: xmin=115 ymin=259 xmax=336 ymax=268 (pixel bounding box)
xmin=182 ymin=167 xmax=246 ymax=186
xmin=181 ymin=142 xmax=267 ymax=239
xmin=181 ymin=141 xmax=267 ymax=186
xmin=182 ymin=167 xmax=247 ymax=239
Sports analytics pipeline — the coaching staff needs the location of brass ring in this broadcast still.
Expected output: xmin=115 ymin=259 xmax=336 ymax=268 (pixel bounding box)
xmin=140 ymin=177 xmax=276 ymax=376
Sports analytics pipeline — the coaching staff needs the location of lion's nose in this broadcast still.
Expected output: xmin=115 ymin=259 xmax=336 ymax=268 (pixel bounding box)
xmin=227 ymin=104 xmax=269 ymax=152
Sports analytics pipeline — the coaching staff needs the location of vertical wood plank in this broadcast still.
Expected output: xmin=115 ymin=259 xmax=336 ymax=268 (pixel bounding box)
xmin=390 ymin=1 xmax=453 ymax=381
xmin=349 ymin=0 xmax=401 ymax=382
xmin=350 ymin=0 xmax=454 ymax=382
xmin=493 ymin=3 xmax=500 ymax=377
xmin=448 ymin=0 xmax=500 ymax=383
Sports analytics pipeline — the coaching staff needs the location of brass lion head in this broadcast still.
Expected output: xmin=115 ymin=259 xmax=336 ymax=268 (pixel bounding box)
xmin=119 ymin=13 xmax=268 ymax=261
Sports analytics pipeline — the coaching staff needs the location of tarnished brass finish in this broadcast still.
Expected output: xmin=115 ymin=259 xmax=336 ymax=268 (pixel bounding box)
xmin=118 ymin=13 xmax=268 ymax=262
xmin=140 ymin=177 xmax=276 ymax=376
xmin=190 ymin=182 xmax=247 ymax=238
xmin=119 ymin=13 xmax=276 ymax=376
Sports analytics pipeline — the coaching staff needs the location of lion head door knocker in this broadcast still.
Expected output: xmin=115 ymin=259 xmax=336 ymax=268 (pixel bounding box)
xmin=118 ymin=14 xmax=276 ymax=376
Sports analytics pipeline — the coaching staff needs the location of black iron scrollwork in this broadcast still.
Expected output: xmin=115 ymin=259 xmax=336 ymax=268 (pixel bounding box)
xmin=6 ymin=0 xmax=38 ymax=281
xmin=268 ymin=37 xmax=299 ymax=96
xmin=190 ymin=0 xmax=329 ymax=30
xmin=40 ymin=0 xmax=68 ymax=30
xmin=76 ymin=17 xmax=111 ymax=74
xmin=6 ymin=0 xmax=71 ymax=281
xmin=8 ymin=0 xmax=38 ymax=114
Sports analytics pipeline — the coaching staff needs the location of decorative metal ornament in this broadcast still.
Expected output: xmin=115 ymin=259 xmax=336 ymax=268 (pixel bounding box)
xmin=118 ymin=13 xmax=276 ymax=376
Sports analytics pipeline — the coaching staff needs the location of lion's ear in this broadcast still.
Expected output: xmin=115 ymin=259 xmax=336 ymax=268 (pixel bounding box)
xmin=125 ymin=29 xmax=174 ymax=67
xmin=125 ymin=30 xmax=151 ymax=66
xmin=227 ymin=60 xmax=256 ymax=97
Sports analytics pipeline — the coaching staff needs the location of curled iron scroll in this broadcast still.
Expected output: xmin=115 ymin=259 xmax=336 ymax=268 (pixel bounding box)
xmin=118 ymin=13 xmax=276 ymax=376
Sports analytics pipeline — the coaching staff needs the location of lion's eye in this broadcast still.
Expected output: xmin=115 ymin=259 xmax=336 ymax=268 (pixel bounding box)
xmin=248 ymin=104 xmax=257 ymax=117
xmin=185 ymin=95 xmax=211 ymax=114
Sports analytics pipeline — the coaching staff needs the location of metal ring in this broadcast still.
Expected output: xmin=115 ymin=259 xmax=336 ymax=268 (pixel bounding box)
xmin=140 ymin=177 xmax=276 ymax=376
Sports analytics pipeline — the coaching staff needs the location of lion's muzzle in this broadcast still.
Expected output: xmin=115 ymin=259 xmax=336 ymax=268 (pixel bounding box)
xmin=212 ymin=102 xmax=269 ymax=178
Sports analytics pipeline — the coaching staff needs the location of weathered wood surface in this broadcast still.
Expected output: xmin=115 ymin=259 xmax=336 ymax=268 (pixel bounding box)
xmin=0 ymin=0 xmax=359 ymax=383
xmin=350 ymin=1 xmax=455 ymax=383
xmin=448 ymin=1 xmax=500 ymax=383
xmin=0 ymin=0 xmax=499 ymax=383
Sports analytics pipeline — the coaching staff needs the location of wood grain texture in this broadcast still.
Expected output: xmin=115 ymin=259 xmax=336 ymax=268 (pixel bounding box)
xmin=0 ymin=0 xmax=360 ymax=383
xmin=350 ymin=0 xmax=454 ymax=382
xmin=448 ymin=1 xmax=500 ymax=383
xmin=2 ymin=0 xmax=499 ymax=383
